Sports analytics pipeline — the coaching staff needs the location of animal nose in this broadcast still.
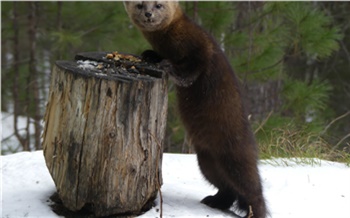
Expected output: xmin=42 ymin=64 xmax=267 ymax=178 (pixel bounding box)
xmin=145 ymin=12 xmax=152 ymax=18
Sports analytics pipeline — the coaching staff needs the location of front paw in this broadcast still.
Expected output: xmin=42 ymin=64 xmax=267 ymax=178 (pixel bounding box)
xmin=158 ymin=59 xmax=174 ymax=72
xmin=158 ymin=60 xmax=196 ymax=87
xmin=141 ymin=50 xmax=163 ymax=63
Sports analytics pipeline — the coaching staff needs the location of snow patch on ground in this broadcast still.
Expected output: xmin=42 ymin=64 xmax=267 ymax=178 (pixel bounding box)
xmin=1 ymin=151 xmax=350 ymax=218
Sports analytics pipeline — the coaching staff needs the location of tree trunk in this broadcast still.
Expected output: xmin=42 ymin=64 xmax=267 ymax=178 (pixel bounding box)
xmin=28 ymin=2 xmax=42 ymax=150
xmin=245 ymin=80 xmax=283 ymax=121
xmin=42 ymin=52 xmax=168 ymax=216
xmin=12 ymin=2 xmax=30 ymax=151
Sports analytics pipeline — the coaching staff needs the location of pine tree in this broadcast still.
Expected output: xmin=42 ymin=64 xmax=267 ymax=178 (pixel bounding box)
xmin=1 ymin=2 xmax=348 ymax=154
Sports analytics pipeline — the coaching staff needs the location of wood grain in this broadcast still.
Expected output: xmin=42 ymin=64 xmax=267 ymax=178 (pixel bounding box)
xmin=42 ymin=55 xmax=168 ymax=216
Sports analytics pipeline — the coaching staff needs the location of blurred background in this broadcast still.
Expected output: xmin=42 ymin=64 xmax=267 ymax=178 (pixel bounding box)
xmin=1 ymin=2 xmax=349 ymax=163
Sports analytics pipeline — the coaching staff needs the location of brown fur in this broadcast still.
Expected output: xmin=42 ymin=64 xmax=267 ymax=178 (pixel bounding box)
xmin=124 ymin=2 xmax=267 ymax=217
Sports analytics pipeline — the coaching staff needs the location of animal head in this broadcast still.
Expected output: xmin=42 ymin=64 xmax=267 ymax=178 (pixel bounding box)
xmin=124 ymin=1 xmax=180 ymax=32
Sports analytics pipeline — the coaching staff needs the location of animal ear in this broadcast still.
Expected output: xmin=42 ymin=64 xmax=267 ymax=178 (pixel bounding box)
xmin=123 ymin=1 xmax=130 ymax=8
xmin=171 ymin=1 xmax=180 ymax=8
xmin=123 ymin=1 xmax=135 ymax=13
xmin=123 ymin=1 xmax=135 ymax=9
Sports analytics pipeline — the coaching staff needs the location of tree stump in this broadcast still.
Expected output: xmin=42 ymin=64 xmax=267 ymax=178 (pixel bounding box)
xmin=42 ymin=52 xmax=168 ymax=216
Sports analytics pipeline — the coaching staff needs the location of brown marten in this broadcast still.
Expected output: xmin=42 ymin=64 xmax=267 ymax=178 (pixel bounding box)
xmin=124 ymin=2 xmax=267 ymax=217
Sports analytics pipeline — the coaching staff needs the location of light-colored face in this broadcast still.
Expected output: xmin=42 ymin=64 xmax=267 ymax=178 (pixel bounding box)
xmin=124 ymin=1 xmax=179 ymax=32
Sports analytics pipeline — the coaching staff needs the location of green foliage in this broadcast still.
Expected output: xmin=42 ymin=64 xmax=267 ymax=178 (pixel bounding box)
xmin=254 ymin=77 xmax=340 ymax=163
xmin=267 ymin=2 xmax=343 ymax=59
xmin=51 ymin=30 xmax=83 ymax=54
xmin=230 ymin=29 xmax=286 ymax=81
xmin=2 ymin=2 xmax=349 ymax=161
xmin=195 ymin=2 xmax=236 ymax=37
xmin=226 ymin=3 xmax=288 ymax=82
xmin=282 ymin=78 xmax=333 ymax=122
xmin=229 ymin=2 xmax=342 ymax=82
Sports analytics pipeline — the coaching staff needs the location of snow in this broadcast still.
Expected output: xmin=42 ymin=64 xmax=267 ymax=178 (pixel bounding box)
xmin=1 ymin=113 xmax=350 ymax=217
xmin=1 ymin=151 xmax=57 ymax=218
xmin=76 ymin=60 xmax=101 ymax=70
xmin=1 ymin=151 xmax=350 ymax=218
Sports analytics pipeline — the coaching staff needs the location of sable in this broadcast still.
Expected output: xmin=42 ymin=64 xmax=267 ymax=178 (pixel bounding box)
xmin=124 ymin=2 xmax=268 ymax=217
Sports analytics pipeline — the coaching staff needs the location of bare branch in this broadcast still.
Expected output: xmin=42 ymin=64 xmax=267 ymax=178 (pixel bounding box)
xmin=322 ymin=111 xmax=350 ymax=135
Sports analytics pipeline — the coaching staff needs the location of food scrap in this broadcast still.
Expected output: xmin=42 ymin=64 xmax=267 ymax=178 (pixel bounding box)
xmin=75 ymin=51 xmax=163 ymax=79
xmin=106 ymin=51 xmax=141 ymax=63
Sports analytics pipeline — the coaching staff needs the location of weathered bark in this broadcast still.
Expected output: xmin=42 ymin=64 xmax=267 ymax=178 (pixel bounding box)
xmin=42 ymin=52 xmax=168 ymax=216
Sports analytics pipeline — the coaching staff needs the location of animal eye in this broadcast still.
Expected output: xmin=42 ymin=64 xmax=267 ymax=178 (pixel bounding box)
xmin=155 ymin=4 xmax=163 ymax=9
xmin=136 ymin=4 xmax=143 ymax=9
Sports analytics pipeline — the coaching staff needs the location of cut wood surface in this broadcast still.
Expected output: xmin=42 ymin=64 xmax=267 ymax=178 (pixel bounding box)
xmin=42 ymin=52 xmax=168 ymax=216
